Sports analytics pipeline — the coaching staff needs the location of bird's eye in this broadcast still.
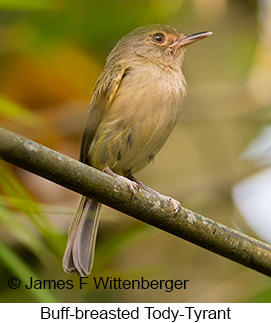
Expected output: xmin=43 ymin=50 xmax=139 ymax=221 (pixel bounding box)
xmin=152 ymin=33 xmax=165 ymax=44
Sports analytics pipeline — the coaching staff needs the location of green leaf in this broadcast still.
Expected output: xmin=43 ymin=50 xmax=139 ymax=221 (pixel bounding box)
xmin=0 ymin=163 xmax=64 ymax=256
xmin=0 ymin=202 xmax=56 ymax=266
xmin=0 ymin=241 xmax=58 ymax=302
xmin=0 ymin=95 xmax=43 ymax=127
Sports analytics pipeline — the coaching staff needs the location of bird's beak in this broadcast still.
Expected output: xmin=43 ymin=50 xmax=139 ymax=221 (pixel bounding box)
xmin=170 ymin=31 xmax=213 ymax=48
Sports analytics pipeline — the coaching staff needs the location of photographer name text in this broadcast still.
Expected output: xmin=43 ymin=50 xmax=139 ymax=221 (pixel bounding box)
xmin=8 ymin=276 xmax=189 ymax=293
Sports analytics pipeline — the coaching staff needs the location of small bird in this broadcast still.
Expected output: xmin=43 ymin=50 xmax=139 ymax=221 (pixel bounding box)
xmin=62 ymin=24 xmax=212 ymax=276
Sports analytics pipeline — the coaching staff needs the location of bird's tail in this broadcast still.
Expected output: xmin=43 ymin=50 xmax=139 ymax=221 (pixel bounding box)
xmin=62 ymin=196 xmax=101 ymax=276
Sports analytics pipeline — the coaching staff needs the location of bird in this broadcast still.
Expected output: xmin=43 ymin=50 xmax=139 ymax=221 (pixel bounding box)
xmin=62 ymin=24 xmax=212 ymax=276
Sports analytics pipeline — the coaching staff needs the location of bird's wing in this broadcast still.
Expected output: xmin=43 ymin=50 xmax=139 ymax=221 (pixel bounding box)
xmin=80 ymin=64 xmax=127 ymax=163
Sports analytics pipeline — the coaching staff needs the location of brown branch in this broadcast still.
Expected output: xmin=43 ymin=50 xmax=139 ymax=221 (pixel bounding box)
xmin=0 ymin=126 xmax=271 ymax=277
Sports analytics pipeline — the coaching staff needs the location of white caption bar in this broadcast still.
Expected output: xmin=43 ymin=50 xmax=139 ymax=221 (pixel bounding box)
xmin=0 ymin=303 xmax=269 ymax=322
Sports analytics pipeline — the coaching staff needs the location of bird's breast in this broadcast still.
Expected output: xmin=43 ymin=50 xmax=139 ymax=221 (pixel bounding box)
xmin=89 ymin=64 xmax=186 ymax=174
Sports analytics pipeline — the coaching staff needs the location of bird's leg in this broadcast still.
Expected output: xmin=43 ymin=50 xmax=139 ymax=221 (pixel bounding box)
xmin=128 ymin=175 xmax=181 ymax=213
xmin=104 ymin=167 xmax=139 ymax=194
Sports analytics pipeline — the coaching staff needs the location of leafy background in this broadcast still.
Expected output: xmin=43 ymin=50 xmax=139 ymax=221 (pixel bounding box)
xmin=0 ymin=0 xmax=270 ymax=302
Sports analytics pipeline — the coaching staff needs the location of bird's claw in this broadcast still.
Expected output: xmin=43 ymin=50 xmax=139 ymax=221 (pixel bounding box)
xmin=159 ymin=194 xmax=181 ymax=213
xmin=167 ymin=197 xmax=181 ymax=213
xmin=118 ymin=176 xmax=139 ymax=194
xmin=104 ymin=167 xmax=139 ymax=194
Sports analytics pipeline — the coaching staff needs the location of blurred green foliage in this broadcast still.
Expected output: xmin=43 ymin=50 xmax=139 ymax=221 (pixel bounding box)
xmin=0 ymin=0 xmax=270 ymax=303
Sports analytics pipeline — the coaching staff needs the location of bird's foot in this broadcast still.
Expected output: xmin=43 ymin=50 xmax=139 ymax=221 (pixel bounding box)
xmin=128 ymin=175 xmax=181 ymax=213
xmin=158 ymin=194 xmax=181 ymax=213
xmin=104 ymin=167 xmax=139 ymax=194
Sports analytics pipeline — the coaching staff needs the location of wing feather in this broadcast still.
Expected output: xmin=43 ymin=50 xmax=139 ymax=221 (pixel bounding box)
xmin=80 ymin=65 xmax=127 ymax=163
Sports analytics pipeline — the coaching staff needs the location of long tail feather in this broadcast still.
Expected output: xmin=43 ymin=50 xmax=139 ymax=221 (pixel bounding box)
xmin=62 ymin=196 xmax=101 ymax=276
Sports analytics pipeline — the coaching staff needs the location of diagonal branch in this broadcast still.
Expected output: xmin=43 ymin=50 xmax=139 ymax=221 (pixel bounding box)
xmin=0 ymin=126 xmax=271 ymax=277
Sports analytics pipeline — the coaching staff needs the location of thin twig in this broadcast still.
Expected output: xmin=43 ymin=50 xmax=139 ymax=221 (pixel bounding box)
xmin=0 ymin=127 xmax=271 ymax=277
